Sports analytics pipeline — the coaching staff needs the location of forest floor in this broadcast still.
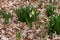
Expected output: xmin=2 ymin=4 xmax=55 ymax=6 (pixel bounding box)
xmin=0 ymin=0 xmax=60 ymax=40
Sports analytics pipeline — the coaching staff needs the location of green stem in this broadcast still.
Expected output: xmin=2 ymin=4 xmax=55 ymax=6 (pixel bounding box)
xmin=25 ymin=14 xmax=32 ymax=29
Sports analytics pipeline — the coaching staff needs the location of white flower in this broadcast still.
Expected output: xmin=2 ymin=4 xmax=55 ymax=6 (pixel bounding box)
xmin=29 ymin=10 xmax=35 ymax=17
xmin=6 ymin=12 xmax=8 ymax=14
xmin=29 ymin=14 xmax=32 ymax=17
xmin=31 ymin=10 xmax=35 ymax=15
xmin=53 ymin=15 xmax=55 ymax=17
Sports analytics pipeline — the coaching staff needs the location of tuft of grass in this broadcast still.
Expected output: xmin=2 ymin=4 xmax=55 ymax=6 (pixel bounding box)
xmin=54 ymin=14 xmax=60 ymax=35
xmin=46 ymin=5 xmax=60 ymax=35
xmin=0 ymin=9 xmax=11 ymax=24
xmin=48 ymin=14 xmax=60 ymax=35
xmin=46 ymin=5 xmax=56 ymax=17
xmin=14 ymin=5 xmax=39 ymax=29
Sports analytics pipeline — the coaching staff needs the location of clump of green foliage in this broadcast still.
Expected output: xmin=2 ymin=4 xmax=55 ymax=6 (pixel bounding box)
xmin=0 ymin=9 xmax=11 ymax=24
xmin=14 ymin=5 xmax=39 ymax=29
xmin=48 ymin=14 xmax=60 ymax=35
xmin=46 ymin=5 xmax=60 ymax=35
xmin=46 ymin=5 xmax=56 ymax=17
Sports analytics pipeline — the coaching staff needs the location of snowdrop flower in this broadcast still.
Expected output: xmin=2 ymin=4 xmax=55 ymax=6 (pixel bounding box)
xmin=29 ymin=14 xmax=32 ymax=17
xmin=6 ymin=12 xmax=9 ymax=14
xmin=31 ymin=10 xmax=35 ymax=15
xmin=29 ymin=10 xmax=35 ymax=17
xmin=43 ymin=3 xmax=45 ymax=6
xmin=23 ymin=5 xmax=26 ymax=8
